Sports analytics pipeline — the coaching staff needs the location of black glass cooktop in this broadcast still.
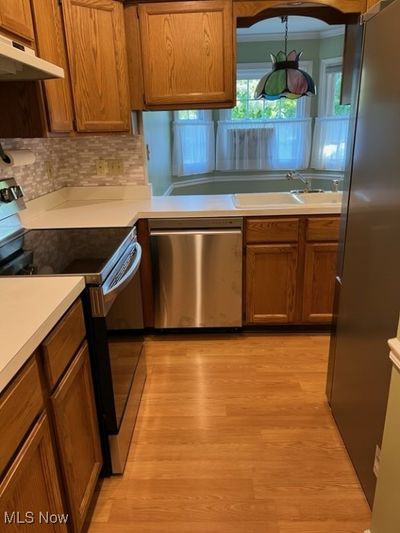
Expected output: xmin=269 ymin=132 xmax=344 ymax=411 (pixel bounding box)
xmin=0 ymin=226 xmax=132 ymax=282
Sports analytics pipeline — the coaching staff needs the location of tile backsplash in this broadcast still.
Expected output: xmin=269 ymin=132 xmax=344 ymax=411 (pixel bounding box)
xmin=0 ymin=135 xmax=146 ymax=201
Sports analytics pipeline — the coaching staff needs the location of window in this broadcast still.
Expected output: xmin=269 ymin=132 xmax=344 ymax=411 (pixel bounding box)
xmin=233 ymin=79 xmax=298 ymax=120
xmin=216 ymin=63 xmax=312 ymax=171
xmin=221 ymin=63 xmax=311 ymax=121
xmin=172 ymin=110 xmax=215 ymax=177
xmin=176 ymin=110 xmax=208 ymax=121
xmin=311 ymin=58 xmax=351 ymax=171
xmin=319 ymin=62 xmax=350 ymax=117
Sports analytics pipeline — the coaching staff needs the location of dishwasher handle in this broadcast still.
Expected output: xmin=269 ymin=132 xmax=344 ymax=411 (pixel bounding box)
xmin=150 ymin=229 xmax=242 ymax=237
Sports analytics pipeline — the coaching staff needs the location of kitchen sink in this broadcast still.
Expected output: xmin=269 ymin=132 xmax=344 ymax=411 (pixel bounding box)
xmin=233 ymin=192 xmax=302 ymax=208
xmin=293 ymin=191 xmax=343 ymax=204
xmin=233 ymin=191 xmax=343 ymax=208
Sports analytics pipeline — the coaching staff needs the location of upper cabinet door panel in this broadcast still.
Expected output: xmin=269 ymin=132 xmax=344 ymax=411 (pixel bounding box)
xmin=139 ymin=0 xmax=234 ymax=107
xmin=62 ymin=0 xmax=130 ymax=132
xmin=31 ymin=0 xmax=74 ymax=133
xmin=0 ymin=0 xmax=34 ymax=41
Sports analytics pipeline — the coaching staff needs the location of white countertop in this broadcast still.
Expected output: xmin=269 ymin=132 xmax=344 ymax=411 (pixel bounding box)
xmin=20 ymin=188 xmax=342 ymax=229
xmin=0 ymin=276 xmax=85 ymax=393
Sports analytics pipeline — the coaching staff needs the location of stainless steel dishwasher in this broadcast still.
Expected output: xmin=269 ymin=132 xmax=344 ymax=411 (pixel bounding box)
xmin=149 ymin=218 xmax=243 ymax=328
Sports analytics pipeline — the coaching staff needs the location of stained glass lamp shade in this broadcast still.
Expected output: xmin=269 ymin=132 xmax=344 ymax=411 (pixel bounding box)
xmin=255 ymin=18 xmax=316 ymax=101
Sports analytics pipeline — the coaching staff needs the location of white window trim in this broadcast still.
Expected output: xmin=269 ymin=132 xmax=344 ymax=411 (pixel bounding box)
xmin=318 ymin=57 xmax=343 ymax=117
xmin=220 ymin=60 xmax=313 ymax=120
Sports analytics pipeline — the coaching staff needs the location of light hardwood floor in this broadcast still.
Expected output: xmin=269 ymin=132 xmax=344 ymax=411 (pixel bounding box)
xmin=89 ymin=333 xmax=371 ymax=533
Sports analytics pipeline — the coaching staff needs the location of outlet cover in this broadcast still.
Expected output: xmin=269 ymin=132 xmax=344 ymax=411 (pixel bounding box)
xmin=96 ymin=159 xmax=108 ymax=176
xmin=45 ymin=160 xmax=54 ymax=181
xmin=108 ymin=159 xmax=124 ymax=176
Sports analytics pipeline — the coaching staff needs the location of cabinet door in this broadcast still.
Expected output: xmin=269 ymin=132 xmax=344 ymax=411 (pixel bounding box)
xmin=0 ymin=0 xmax=34 ymax=41
xmin=302 ymin=242 xmax=338 ymax=323
xmin=246 ymin=244 xmax=298 ymax=324
xmin=0 ymin=414 xmax=67 ymax=533
xmin=31 ymin=0 xmax=74 ymax=133
xmin=139 ymin=0 xmax=234 ymax=107
xmin=51 ymin=343 xmax=102 ymax=533
xmin=62 ymin=0 xmax=130 ymax=132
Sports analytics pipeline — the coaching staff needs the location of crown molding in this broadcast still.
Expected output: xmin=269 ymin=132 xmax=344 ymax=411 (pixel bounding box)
xmin=237 ymin=26 xmax=344 ymax=43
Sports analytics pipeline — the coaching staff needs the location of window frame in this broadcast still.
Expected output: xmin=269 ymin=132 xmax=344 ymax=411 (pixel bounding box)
xmin=318 ymin=57 xmax=348 ymax=117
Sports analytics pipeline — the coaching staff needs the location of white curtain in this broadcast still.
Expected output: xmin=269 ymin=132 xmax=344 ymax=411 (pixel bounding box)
xmin=216 ymin=119 xmax=312 ymax=171
xmin=311 ymin=117 xmax=350 ymax=171
xmin=216 ymin=121 xmax=274 ymax=171
xmin=173 ymin=116 xmax=215 ymax=176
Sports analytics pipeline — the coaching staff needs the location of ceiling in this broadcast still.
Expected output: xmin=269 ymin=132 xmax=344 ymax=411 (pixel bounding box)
xmin=237 ymin=16 xmax=345 ymax=41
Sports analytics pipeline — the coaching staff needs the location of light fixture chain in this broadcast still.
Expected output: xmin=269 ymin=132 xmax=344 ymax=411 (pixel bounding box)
xmin=285 ymin=16 xmax=288 ymax=56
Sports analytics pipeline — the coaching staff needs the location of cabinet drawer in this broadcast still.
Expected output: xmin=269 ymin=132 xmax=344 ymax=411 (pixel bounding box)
xmin=0 ymin=356 xmax=43 ymax=475
xmin=42 ymin=299 xmax=85 ymax=390
xmin=246 ymin=218 xmax=300 ymax=243
xmin=306 ymin=217 xmax=340 ymax=242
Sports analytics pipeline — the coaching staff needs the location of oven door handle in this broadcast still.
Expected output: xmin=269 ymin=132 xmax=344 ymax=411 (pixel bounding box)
xmin=103 ymin=242 xmax=142 ymax=301
xmin=90 ymin=242 xmax=142 ymax=318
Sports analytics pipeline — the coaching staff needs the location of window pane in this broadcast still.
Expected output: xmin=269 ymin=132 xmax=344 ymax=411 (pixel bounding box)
xmin=265 ymin=100 xmax=281 ymax=119
xmin=236 ymin=80 xmax=249 ymax=99
xmin=231 ymin=78 xmax=301 ymax=120
xmin=247 ymin=100 xmax=266 ymax=119
xmin=333 ymin=73 xmax=350 ymax=116
xmin=279 ymin=99 xmax=297 ymax=119
xmin=248 ymin=79 xmax=259 ymax=97
xmin=177 ymin=110 xmax=199 ymax=120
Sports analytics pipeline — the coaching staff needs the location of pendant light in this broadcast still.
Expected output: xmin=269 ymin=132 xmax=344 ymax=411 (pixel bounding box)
xmin=255 ymin=16 xmax=316 ymax=101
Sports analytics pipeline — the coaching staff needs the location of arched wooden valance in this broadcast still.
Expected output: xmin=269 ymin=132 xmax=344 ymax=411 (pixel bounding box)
xmin=235 ymin=1 xmax=364 ymax=27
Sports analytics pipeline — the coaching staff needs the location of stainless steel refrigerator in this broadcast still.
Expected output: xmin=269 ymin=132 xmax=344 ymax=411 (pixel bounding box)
xmin=327 ymin=0 xmax=400 ymax=507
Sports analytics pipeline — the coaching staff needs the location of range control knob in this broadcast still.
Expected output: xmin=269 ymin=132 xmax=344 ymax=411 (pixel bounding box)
xmin=0 ymin=187 xmax=14 ymax=203
xmin=10 ymin=185 xmax=24 ymax=199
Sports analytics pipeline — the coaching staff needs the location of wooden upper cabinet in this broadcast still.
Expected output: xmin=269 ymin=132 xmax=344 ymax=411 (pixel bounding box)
xmin=366 ymin=0 xmax=379 ymax=9
xmin=31 ymin=0 xmax=74 ymax=133
xmin=61 ymin=0 xmax=131 ymax=132
xmin=0 ymin=414 xmax=67 ymax=533
xmin=138 ymin=0 xmax=235 ymax=108
xmin=0 ymin=0 xmax=34 ymax=42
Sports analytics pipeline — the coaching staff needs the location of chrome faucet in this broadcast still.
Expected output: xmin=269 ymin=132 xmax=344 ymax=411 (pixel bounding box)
xmin=331 ymin=179 xmax=342 ymax=192
xmin=286 ymin=170 xmax=312 ymax=192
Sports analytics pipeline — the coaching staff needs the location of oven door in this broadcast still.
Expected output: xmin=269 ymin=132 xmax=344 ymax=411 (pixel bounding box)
xmin=87 ymin=240 xmax=146 ymax=474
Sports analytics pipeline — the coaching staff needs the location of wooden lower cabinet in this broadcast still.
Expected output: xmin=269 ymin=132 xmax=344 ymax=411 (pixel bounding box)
xmin=0 ymin=413 xmax=67 ymax=532
xmin=246 ymin=244 xmax=298 ymax=324
xmin=302 ymin=242 xmax=338 ymax=323
xmin=51 ymin=342 xmax=102 ymax=533
xmin=245 ymin=215 xmax=339 ymax=325
xmin=0 ymin=298 xmax=101 ymax=532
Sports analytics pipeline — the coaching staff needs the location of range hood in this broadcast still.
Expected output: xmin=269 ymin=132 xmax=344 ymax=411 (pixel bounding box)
xmin=0 ymin=35 xmax=64 ymax=81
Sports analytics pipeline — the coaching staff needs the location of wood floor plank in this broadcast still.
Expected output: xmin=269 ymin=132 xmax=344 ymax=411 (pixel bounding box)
xmin=89 ymin=333 xmax=371 ymax=533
